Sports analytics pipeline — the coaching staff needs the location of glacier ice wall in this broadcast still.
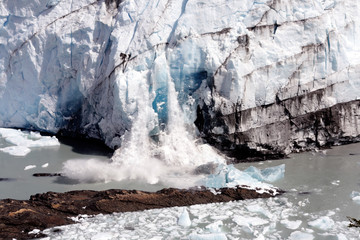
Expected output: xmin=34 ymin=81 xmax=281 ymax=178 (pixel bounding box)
xmin=0 ymin=0 xmax=359 ymax=158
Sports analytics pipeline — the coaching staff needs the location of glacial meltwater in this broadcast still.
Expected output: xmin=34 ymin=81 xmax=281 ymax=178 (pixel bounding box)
xmin=1 ymin=132 xmax=360 ymax=238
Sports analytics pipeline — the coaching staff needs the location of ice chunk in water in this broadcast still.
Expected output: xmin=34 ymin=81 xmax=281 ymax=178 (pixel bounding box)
xmin=46 ymin=0 xmax=61 ymax=8
xmin=42 ymin=163 xmax=49 ymax=168
xmin=188 ymin=233 xmax=227 ymax=240
xmin=280 ymin=219 xmax=302 ymax=230
xmin=205 ymin=221 xmax=223 ymax=233
xmin=178 ymin=208 xmax=191 ymax=227
xmin=0 ymin=146 xmax=31 ymax=156
xmin=289 ymin=231 xmax=314 ymax=240
xmin=308 ymin=216 xmax=334 ymax=231
xmin=24 ymin=165 xmax=36 ymax=170
xmin=244 ymin=164 xmax=285 ymax=182
xmin=350 ymin=191 xmax=360 ymax=204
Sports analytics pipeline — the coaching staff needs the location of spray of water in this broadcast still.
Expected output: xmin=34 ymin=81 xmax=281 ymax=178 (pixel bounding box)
xmin=62 ymin=54 xmax=226 ymax=187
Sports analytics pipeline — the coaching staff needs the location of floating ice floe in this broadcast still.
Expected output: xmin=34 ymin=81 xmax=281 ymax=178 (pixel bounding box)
xmin=308 ymin=216 xmax=335 ymax=231
xmin=42 ymin=163 xmax=49 ymax=168
xmin=350 ymin=191 xmax=360 ymax=204
xmin=201 ymin=164 xmax=284 ymax=195
xmin=0 ymin=146 xmax=31 ymax=157
xmin=289 ymin=231 xmax=314 ymax=240
xmin=24 ymin=165 xmax=36 ymax=170
xmin=188 ymin=233 xmax=228 ymax=240
xmin=0 ymin=128 xmax=60 ymax=156
xmin=280 ymin=219 xmax=302 ymax=230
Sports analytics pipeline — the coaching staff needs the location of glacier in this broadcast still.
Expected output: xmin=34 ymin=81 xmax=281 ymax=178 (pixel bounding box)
xmin=0 ymin=0 xmax=360 ymax=165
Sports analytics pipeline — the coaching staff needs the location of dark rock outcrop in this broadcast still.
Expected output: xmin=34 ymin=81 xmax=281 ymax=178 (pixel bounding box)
xmin=0 ymin=186 xmax=280 ymax=240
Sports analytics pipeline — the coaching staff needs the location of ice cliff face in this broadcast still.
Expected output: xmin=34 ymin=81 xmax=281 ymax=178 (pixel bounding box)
xmin=1 ymin=0 xmax=359 ymax=159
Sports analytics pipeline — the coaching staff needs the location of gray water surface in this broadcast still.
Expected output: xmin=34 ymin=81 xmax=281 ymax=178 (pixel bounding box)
xmin=0 ymin=137 xmax=167 ymax=200
xmin=236 ymin=143 xmax=360 ymax=221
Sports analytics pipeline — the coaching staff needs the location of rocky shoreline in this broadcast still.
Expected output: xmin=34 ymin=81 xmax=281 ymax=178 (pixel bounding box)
xmin=0 ymin=186 xmax=281 ymax=240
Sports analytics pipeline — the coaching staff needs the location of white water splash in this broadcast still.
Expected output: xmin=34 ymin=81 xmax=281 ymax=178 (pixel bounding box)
xmin=62 ymin=54 xmax=226 ymax=185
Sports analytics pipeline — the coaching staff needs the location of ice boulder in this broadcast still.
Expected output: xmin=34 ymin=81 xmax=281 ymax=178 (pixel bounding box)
xmin=178 ymin=208 xmax=191 ymax=227
xmin=308 ymin=216 xmax=335 ymax=231
xmin=244 ymin=164 xmax=285 ymax=183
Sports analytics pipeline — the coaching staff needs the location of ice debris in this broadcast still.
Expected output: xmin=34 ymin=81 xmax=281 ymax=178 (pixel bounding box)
xmin=178 ymin=208 xmax=191 ymax=227
xmin=188 ymin=233 xmax=227 ymax=240
xmin=289 ymin=231 xmax=314 ymax=240
xmin=308 ymin=216 xmax=335 ymax=231
xmin=42 ymin=163 xmax=49 ymax=168
xmin=0 ymin=128 xmax=59 ymax=156
xmin=280 ymin=219 xmax=302 ymax=230
xmin=46 ymin=0 xmax=61 ymax=8
xmin=205 ymin=221 xmax=223 ymax=233
xmin=0 ymin=146 xmax=31 ymax=157
xmin=350 ymin=191 xmax=360 ymax=204
xmin=24 ymin=165 xmax=36 ymax=170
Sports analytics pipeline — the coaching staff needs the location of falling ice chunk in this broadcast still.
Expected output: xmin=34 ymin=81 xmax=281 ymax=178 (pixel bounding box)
xmin=178 ymin=208 xmax=191 ymax=227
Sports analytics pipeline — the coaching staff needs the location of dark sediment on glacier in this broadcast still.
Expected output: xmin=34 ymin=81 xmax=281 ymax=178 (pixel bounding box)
xmin=0 ymin=186 xmax=281 ymax=240
xmin=199 ymin=95 xmax=360 ymax=162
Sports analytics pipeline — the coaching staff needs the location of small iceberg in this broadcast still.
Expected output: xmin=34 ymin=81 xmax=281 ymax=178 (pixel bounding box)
xmin=178 ymin=208 xmax=191 ymax=227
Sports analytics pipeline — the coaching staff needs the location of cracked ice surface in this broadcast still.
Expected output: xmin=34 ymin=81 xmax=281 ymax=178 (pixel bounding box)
xmin=39 ymin=197 xmax=360 ymax=240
